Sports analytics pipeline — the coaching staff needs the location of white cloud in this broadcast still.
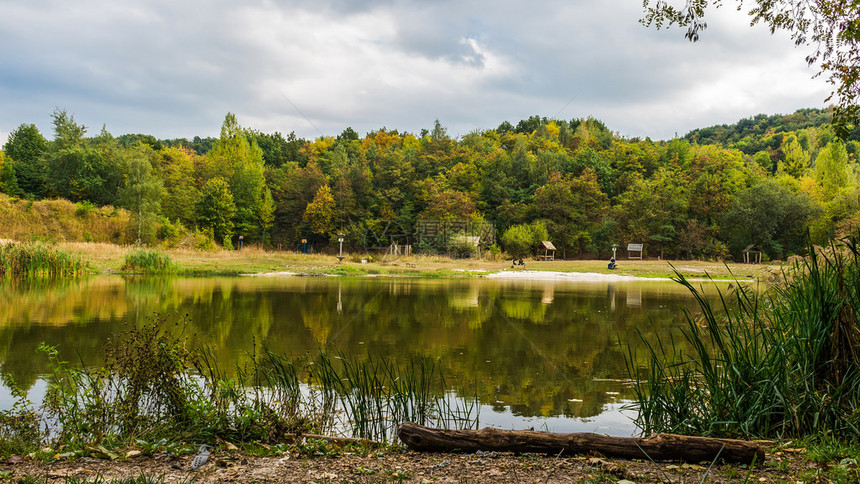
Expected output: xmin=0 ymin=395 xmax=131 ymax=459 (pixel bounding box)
xmin=0 ymin=0 xmax=833 ymax=145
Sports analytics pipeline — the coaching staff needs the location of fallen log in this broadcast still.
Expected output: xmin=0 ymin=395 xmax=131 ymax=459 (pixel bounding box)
xmin=397 ymin=422 xmax=764 ymax=464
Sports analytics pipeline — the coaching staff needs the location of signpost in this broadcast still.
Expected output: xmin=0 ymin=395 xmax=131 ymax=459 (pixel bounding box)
xmin=337 ymin=233 xmax=345 ymax=263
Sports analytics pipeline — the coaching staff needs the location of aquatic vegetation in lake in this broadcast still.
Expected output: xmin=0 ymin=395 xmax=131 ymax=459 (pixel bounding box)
xmin=0 ymin=315 xmax=478 ymax=457
xmin=628 ymin=237 xmax=860 ymax=440
xmin=120 ymin=249 xmax=175 ymax=274
xmin=0 ymin=242 xmax=87 ymax=278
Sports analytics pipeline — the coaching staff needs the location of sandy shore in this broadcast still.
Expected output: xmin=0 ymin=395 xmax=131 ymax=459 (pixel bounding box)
xmin=486 ymin=270 xmax=670 ymax=282
xmin=243 ymin=269 xmax=736 ymax=283
xmin=243 ymin=271 xmax=299 ymax=277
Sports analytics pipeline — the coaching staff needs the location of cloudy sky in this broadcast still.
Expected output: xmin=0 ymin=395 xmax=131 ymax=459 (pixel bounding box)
xmin=0 ymin=0 xmax=832 ymax=145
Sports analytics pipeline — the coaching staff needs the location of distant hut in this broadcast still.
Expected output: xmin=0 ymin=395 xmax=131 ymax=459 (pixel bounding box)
xmin=450 ymin=235 xmax=481 ymax=258
xmin=743 ymin=244 xmax=762 ymax=264
xmin=539 ymin=241 xmax=556 ymax=261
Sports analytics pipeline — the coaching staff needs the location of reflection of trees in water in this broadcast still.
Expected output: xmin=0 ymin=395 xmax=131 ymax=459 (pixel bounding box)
xmin=0 ymin=277 xmax=714 ymax=419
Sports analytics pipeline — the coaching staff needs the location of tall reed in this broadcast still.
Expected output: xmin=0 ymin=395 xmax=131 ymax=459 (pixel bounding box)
xmin=121 ymin=249 xmax=176 ymax=274
xmin=0 ymin=242 xmax=87 ymax=278
xmin=627 ymin=238 xmax=860 ymax=439
xmin=311 ymin=352 xmax=478 ymax=442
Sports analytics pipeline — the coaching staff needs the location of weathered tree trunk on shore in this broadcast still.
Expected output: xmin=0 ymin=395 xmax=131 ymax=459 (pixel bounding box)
xmin=397 ymin=422 xmax=764 ymax=464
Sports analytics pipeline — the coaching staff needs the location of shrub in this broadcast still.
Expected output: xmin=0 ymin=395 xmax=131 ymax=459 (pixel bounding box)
xmin=75 ymin=200 xmax=96 ymax=217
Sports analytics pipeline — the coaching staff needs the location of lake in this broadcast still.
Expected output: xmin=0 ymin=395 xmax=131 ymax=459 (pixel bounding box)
xmin=0 ymin=274 xmax=724 ymax=436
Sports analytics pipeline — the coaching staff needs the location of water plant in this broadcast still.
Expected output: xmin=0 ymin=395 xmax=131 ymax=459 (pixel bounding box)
xmin=311 ymin=352 xmax=479 ymax=442
xmin=0 ymin=242 xmax=87 ymax=278
xmin=120 ymin=249 xmax=175 ymax=274
xmin=627 ymin=237 xmax=860 ymax=440
xmin=4 ymin=315 xmax=478 ymax=459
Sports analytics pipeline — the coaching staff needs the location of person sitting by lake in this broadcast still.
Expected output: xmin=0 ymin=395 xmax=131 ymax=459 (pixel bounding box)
xmin=608 ymin=257 xmax=616 ymax=270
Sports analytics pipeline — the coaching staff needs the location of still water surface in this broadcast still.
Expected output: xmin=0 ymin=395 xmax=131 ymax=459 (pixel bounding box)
xmin=0 ymin=275 xmax=722 ymax=436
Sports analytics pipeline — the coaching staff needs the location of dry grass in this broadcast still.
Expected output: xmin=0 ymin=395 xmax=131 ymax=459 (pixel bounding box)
xmin=0 ymin=194 xmax=130 ymax=244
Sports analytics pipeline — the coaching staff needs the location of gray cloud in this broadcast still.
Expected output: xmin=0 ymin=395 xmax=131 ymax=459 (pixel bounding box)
xmin=0 ymin=0 xmax=831 ymax=145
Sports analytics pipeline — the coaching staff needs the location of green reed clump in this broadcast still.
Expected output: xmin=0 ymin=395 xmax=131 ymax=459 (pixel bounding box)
xmin=194 ymin=347 xmax=329 ymax=443
xmin=0 ymin=242 xmax=87 ymax=278
xmin=311 ymin=352 xmax=478 ymax=442
xmin=627 ymin=237 xmax=860 ymax=440
xmin=121 ymin=249 xmax=175 ymax=274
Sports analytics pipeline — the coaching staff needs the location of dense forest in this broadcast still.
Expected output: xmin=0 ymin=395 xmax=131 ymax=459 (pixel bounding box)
xmin=1 ymin=108 xmax=859 ymax=261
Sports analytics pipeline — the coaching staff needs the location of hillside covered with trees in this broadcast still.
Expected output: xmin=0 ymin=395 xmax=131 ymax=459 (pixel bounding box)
xmin=1 ymin=108 xmax=858 ymax=261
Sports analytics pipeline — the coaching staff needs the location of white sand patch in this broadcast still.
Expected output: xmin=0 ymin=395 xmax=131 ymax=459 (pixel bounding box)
xmin=485 ymin=270 xmax=669 ymax=282
xmin=242 ymin=271 xmax=298 ymax=277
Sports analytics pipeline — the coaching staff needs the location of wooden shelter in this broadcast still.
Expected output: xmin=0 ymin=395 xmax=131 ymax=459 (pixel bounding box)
xmin=539 ymin=241 xmax=556 ymax=261
xmin=742 ymin=244 xmax=762 ymax=264
xmin=627 ymin=243 xmax=643 ymax=260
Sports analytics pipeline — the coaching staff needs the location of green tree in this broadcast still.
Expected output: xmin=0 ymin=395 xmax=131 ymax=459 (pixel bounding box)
xmin=780 ymin=136 xmax=809 ymax=178
xmin=268 ymin=162 xmax=327 ymax=246
xmin=2 ymin=123 xmax=48 ymax=197
xmin=685 ymin=145 xmax=748 ymax=226
xmin=196 ymin=177 xmax=237 ymax=248
xmin=303 ymin=184 xmax=336 ymax=237
xmin=721 ymin=178 xmax=821 ymax=259
xmin=613 ymin=167 xmax=690 ymax=258
xmin=44 ymin=112 xmax=123 ymax=205
xmin=501 ymin=221 xmax=548 ymax=259
xmin=814 ymin=141 xmax=850 ymax=199
xmin=156 ymin=146 xmax=200 ymax=227
xmin=50 ymin=108 xmax=86 ymax=150
xmin=416 ymin=178 xmax=480 ymax=222
xmin=259 ymin=188 xmax=276 ymax=245
xmin=118 ymin=143 xmax=164 ymax=245
xmin=46 ymin=146 xmax=122 ymax=205
xmin=0 ymin=152 xmax=21 ymax=195
xmin=531 ymin=170 xmax=609 ymax=258
xmin=206 ymin=113 xmax=270 ymax=242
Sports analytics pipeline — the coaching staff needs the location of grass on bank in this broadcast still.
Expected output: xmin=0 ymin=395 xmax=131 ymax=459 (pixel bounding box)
xmin=627 ymin=236 xmax=860 ymax=441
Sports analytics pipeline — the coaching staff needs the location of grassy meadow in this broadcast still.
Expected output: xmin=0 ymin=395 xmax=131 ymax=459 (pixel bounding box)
xmin=50 ymin=241 xmax=781 ymax=280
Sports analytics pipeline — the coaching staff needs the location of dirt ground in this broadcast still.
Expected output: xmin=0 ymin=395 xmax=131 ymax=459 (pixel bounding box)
xmin=3 ymin=447 xmax=832 ymax=483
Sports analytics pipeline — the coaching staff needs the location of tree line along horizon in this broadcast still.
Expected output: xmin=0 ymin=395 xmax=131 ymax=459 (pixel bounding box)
xmin=1 ymin=107 xmax=859 ymax=261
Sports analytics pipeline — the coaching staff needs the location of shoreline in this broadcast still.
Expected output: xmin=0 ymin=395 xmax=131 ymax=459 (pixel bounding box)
xmin=485 ymin=269 xmax=742 ymax=283
xmin=242 ymin=268 xmax=744 ymax=283
xmin=486 ymin=269 xmax=657 ymax=282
